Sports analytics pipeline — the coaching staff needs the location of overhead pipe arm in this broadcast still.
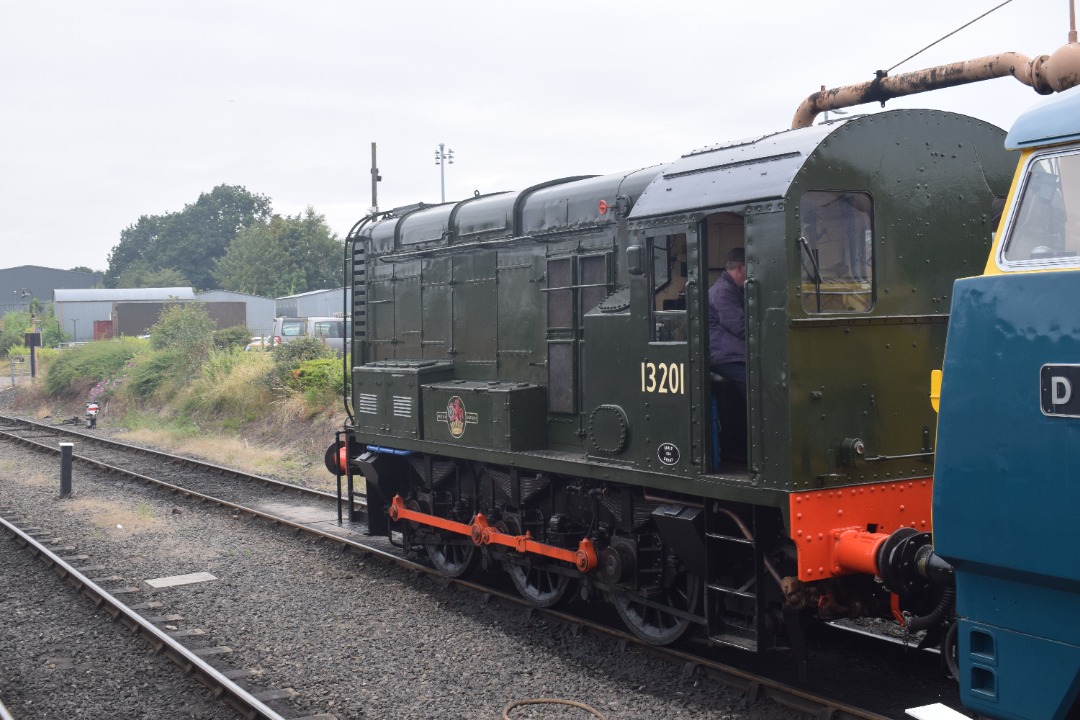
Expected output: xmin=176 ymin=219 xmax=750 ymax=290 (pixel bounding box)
xmin=792 ymin=36 xmax=1080 ymax=128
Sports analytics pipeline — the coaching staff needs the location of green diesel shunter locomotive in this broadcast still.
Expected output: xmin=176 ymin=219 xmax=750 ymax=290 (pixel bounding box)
xmin=331 ymin=109 xmax=1013 ymax=649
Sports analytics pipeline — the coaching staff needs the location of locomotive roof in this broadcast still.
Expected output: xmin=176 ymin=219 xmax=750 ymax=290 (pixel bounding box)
xmin=363 ymin=109 xmax=1000 ymax=252
xmin=364 ymin=168 xmax=664 ymax=254
xmin=1005 ymin=84 xmax=1080 ymax=150
xmin=628 ymin=121 xmax=838 ymax=219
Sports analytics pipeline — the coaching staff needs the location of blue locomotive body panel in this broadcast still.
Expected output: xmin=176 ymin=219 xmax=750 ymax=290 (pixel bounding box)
xmin=935 ymin=271 xmax=1080 ymax=719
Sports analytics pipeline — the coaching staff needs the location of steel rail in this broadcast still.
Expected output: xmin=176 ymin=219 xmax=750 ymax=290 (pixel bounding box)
xmin=0 ymin=426 xmax=414 ymax=571
xmin=0 ymin=513 xmax=289 ymax=720
xmin=0 ymin=414 xmax=342 ymax=504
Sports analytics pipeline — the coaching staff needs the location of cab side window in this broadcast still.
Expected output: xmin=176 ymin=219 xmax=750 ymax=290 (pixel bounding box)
xmin=1002 ymin=152 xmax=1080 ymax=264
xmin=649 ymin=233 xmax=688 ymax=341
xmin=799 ymin=191 xmax=874 ymax=313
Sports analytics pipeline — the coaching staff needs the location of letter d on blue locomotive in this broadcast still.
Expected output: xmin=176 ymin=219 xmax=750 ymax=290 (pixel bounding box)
xmin=1040 ymin=364 xmax=1080 ymax=417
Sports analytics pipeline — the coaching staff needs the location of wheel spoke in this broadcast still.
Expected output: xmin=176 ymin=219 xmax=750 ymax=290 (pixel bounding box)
xmin=426 ymin=541 xmax=477 ymax=578
xmin=614 ymin=573 xmax=701 ymax=645
xmin=507 ymin=561 xmax=573 ymax=608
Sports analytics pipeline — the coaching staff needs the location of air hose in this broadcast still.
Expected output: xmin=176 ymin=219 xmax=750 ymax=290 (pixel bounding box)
xmin=502 ymin=698 xmax=608 ymax=720
xmin=905 ymin=586 xmax=955 ymax=632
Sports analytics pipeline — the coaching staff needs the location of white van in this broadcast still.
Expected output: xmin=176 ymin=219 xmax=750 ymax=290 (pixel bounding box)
xmin=269 ymin=316 xmax=350 ymax=353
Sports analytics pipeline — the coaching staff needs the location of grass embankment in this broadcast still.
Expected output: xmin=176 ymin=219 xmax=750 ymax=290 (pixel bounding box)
xmin=12 ymin=330 xmax=348 ymax=492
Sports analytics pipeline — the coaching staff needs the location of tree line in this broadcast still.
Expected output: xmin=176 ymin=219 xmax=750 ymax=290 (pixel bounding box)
xmin=104 ymin=184 xmax=343 ymax=298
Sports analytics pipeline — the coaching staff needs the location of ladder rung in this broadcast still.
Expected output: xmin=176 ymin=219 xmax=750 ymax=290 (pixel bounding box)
xmin=705 ymin=532 xmax=753 ymax=546
xmin=707 ymin=583 xmax=757 ymax=600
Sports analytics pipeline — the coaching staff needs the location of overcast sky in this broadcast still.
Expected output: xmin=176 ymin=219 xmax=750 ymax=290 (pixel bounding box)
xmin=1 ymin=0 xmax=1073 ymax=273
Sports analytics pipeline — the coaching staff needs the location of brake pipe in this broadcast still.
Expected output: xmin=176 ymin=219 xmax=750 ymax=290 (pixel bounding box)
xmin=388 ymin=496 xmax=598 ymax=573
xmin=366 ymin=445 xmax=412 ymax=456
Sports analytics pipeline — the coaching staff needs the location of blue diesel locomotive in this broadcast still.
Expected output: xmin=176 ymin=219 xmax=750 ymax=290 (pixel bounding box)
xmin=933 ymin=85 xmax=1080 ymax=720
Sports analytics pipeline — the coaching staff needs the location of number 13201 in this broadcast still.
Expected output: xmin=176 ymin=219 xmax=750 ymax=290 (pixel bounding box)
xmin=641 ymin=362 xmax=685 ymax=395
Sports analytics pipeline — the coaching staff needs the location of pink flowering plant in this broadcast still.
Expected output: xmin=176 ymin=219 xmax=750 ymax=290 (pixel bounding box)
xmin=87 ymin=373 xmax=128 ymax=403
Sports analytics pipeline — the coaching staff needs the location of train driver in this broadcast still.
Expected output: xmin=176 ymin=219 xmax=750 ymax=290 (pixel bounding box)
xmin=708 ymin=247 xmax=747 ymax=395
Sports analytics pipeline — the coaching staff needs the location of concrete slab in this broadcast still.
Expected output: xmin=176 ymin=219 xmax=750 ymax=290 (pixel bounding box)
xmin=145 ymin=571 xmax=218 ymax=589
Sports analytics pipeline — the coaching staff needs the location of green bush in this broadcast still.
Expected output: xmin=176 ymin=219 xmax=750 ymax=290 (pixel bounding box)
xmin=124 ymin=349 xmax=183 ymax=400
xmin=213 ymin=325 xmax=252 ymax=351
xmin=183 ymin=347 xmax=273 ymax=419
xmin=272 ymin=337 xmax=334 ymax=380
xmin=44 ymin=338 xmax=143 ymax=395
xmin=1 ymin=307 xmax=66 ymax=356
xmin=291 ymin=357 xmax=345 ymax=391
xmin=150 ymin=304 xmax=215 ymax=373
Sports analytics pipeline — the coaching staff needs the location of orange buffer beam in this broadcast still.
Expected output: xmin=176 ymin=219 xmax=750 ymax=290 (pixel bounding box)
xmin=388 ymin=496 xmax=598 ymax=573
xmin=788 ymin=478 xmax=933 ymax=582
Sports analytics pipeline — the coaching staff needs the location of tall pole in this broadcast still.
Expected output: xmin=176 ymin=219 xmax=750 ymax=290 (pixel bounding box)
xmin=434 ymin=143 xmax=454 ymax=203
xmin=370 ymin=142 xmax=380 ymax=214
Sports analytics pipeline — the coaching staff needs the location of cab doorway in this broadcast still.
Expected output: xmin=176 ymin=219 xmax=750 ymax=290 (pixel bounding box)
xmin=702 ymin=212 xmax=748 ymax=474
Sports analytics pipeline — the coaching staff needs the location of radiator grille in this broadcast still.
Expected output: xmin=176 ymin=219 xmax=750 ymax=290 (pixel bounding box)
xmin=392 ymin=395 xmax=412 ymax=418
xmin=357 ymin=393 xmax=377 ymax=415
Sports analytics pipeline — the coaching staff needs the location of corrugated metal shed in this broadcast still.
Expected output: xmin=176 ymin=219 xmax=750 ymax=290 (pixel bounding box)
xmin=276 ymin=288 xmax=351 ymax=318
xmin=197 ymin=290 xmax=276 ymax=335
xmin=54 ymin=287 xmax=194 ymax=342
xmin=0 ymin=265 xmax=100 ymax=316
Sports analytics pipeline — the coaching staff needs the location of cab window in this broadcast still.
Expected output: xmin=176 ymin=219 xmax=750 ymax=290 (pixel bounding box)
xmin=1001 ymin=150 xmax=1080 ymax=266
xmin=649 ymin=233 xmax=688 ymax=341
xmin=799 ymin=191 xmax=874 ymax=313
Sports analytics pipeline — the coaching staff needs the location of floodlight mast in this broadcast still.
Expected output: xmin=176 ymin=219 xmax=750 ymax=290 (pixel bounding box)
xmin=435 ymin=143 xmax=454 ymax=203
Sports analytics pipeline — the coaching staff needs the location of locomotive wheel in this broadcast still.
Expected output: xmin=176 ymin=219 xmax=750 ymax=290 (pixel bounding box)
xmin=613 ymin=571 xmax=702 ymax=645
xmin=425 ymin=541 xmax=478 ymax=578
xmin=506 ymin=561 xmax=573 ymax=608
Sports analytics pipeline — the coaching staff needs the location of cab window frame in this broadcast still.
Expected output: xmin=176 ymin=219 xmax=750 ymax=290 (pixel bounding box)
xmin=798 ymin=190 xmax=875 ymax=314
xmin=997 ymin=147 xmax=1080 ymax=271
xmin=647 ymin=233 xmax=688 ymax=343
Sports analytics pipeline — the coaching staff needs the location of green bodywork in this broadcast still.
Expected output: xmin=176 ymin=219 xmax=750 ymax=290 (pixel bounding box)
xmin=348 ymin=110 xmax=1014 ymax=517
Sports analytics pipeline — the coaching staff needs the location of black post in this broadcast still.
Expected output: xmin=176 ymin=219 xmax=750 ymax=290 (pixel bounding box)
xmin=24 ymin=331 xmax=40 ymax=378
xmin=59 ymin=442 xmax=73 ymax=498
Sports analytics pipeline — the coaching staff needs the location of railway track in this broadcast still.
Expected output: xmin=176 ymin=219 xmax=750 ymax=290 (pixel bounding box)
xmin=0 ymin=508 xmax=292 ymax=720
xmin=0 ymin=414 xmax=933 ymax=718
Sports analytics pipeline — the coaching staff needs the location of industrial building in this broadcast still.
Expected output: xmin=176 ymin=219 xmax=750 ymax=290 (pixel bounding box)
xmin=196 ymin=290 xmax=276 ymax=337
xmin=54 ymin=287 xmax=195 ymax=341
xmin=275 ymin=288 xmax=351 ymax=318
xmin=0 ymin=265 xmax=101 ymax=316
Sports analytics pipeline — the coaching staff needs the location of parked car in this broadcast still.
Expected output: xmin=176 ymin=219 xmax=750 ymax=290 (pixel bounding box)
xmin=271 ymin=316 xmax=349 ymax=354
xmin=244 ymin=336 xmax=272 ymax=352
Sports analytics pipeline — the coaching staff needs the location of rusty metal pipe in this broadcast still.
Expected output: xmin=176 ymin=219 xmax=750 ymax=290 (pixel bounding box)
xmin=792 ymin=51 xmax=1051 ymax=129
